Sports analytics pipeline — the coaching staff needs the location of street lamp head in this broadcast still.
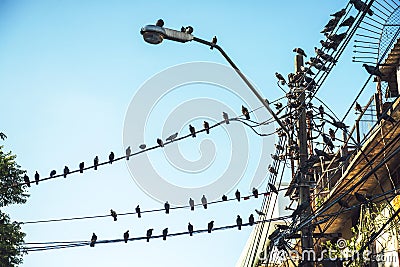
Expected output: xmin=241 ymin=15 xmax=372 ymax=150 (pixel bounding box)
xmin=140 ymin=25 xmax=166 ymax=45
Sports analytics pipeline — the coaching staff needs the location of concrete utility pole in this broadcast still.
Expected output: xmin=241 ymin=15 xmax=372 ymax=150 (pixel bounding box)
xmin=294 ymin=54 xmax=314 ymax=266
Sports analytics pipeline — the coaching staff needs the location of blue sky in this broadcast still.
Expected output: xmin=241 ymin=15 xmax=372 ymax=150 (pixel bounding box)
xmin=0 ymin=1 xmax=381 ymax=266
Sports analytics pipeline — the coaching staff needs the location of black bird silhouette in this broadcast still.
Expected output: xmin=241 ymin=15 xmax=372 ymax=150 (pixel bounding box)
xmin=162 ymin=228 xmax=168 ymax=240
xmin=126 ymin=146 xmax=131 ymax=160
xmin=109 ymin=152 xmax=114 ymax=164
xmin=249 ymin=214 xmax=255 ymax=226
xmin=156 ymin=19 xmax=164 ymax=27
xmin=35 ymin=171 xmax=40 ymax=185
xmin=293 ymin=47 xmax=307 ymax=57
xmin=275 ymin=72 xmax=286 ymax=85
xmin=318 ymin=105 xmax=324 ymax=116
xmin=325 ymin=32 xmax=346 ymax=43
xmin=189 ymin=124 xmax=196 ymax=138
xmin=0 ymin=132 xmax=6 ymax=140
xmin=146 ymin=229 xmax=153 ymax=242
xmin=63 ymin=166 xmax=69 ymax=178
xmin=136 ymin=205 xmax=141 ymax=218
xmin=350 ymin=0 xmax=374 ymax=16
xmin=332 ymin=120 xmax=348 ymax=129
xmin=189 ymin=198 xmax=195 ymax=211
xmin=268 ymin=165 xmax=277 ymax=175
xmin=207 ymin=221 xmax=214 ymax=233
xmin=314 ymin=63 xmax=328 ymax=72
xmin=236 ymin=215 xmax=243 ymax=230
xmin=139 ymin=144 xmax=147 ymax=149
xmin=79 ymin=162 xmax=84 ymax=173
xmin=324 ymin=17 xmax=340 ymax=28
xmin=23 ymin=174 xmax=30 ymax=187
xmin=355 ymin=102 xmax=363 ymax=113
xmin=188 ymin=222 xmax=194 ymax=236
xmin=329 ymin=128 xmax=336 ymax=141
xmin=314 ymin=47 xmax=337 ymax=63
xmin=94 ymin=156 xmax=99 ymax=170
xmin=300 ymin=66 xmax=315 ymax=76
xmin=201 ymin=195 xmax=207 ymax=209
xmin=110 ymin=209 xmax=117 ymax=221
xmin=355 ymin=192 xmax=369 ymax=203
xmin=164 ymin=201 xmax=170 ymax=214
xmin=242 ymin=105 xmax=250 ymax=120
xmin=222 ymin=195 xmax=228 ymax=201
xmin=321 ymin=25 xmax=335 ymax=34
xmin=235 ymin=189 xmax=241 ymax=202
xmin=274 ymin=102 xmax=282 ymax=109
xmin=210 ymin=36 xmax=217 ymax=50
xmin=252 ymin=187 xmax=259 ymax=198
xmin=338 ymin=199 xmax=350 ymax=208
xmin=203 ymin=121 xmax=210 ymax=134
xmin=222 ymin=112 xmax=229 ymax=124
xmin=157 ymin=138 xmax=164 ymax=147
xmin=255 ymin=209 xmax=265 ymax=216
xmin=166 ymin=133 xmax=178 ymax=142
xmin=363 ymin=64 xmax=383 ymax=78
xmin=320 ymin=40 xmax=339 ymax=51
xmin=314 ymin=148 xmax=333 ymax=161
xmin=380 ymin=113 xmax=396 ymax=124
xmin=322 ymin=134 xmax=334 ymax=151
xmin=269 ymin=183 xmax=278 ymax=194
xmin=340 ymin=16 xmax=355 ymax=27
xmin=124 ymin=230 xmax=129 ymax=243
xmin=330 ymin=8 xmax=346 ymax=18
xmin=50 ymin=170 xmax=56 ymax=177
xmin=90 ymin=233 xmax=97 ymax=247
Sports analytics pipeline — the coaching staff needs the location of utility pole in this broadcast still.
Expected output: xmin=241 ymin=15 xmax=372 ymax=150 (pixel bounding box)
xmin=294 ymin=54 xmax=314 ymax=266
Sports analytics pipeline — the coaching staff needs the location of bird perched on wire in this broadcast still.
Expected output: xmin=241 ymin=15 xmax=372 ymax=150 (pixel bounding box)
xmin=255 ymin=209 xmax=265 ymax=216
xmin=109 ymin=152 xmax=115 ymax=164
xmin=332 ymin=119 xmax=348 ymax=130
xmin=162 ymin=228 xmax=168 ymax=240
xmin=322 ymin=134 xmax=334 ymax=151
xmin=35 ymin=171 xmax=40 ymax=185
xmin=207 ymin=221 xmax=214 ymax=233
xmin=222 ymin=112 xmax=230 ymax=124
xmin=293 ymin=47 xmax=307 ymax=57
xmin=23 ymin=174 xmax=30 ymax=187
xmin=314 ymin=63 xmax=328 ymax=72
xmin=164 ymin=201 xmax=170 ymax=214
xmin=156 ymin=19 xmax=164 ymax=27
xmin=268 ymin=165 xmax=277 ymax=175
xmin=210 ymin=36 xmax=217 ymax=50
xmin=79 ymin=162 xmax=84 ymax=173
xmin=236 ymin=215 xmax=243 ymax=230
xmin=189 ymin=124 xmax=196 ymax=138
xmin=63 ymin=166 xmax=69 ymax=178
xmin=242 ymin=105 xmax=250 ymax=120
xmin=381 ymin=113 xmax=396 ymax=124
xmin=355 ymin=102 xmax=363 ymax=113
xmin=90 ymin=233 xmax=97 ymax=247
xmin=275 ymin=72 xmax=286 ymax=85
xmin=300 ymin=66 xmax=315 ymax=76
xmin=201 ymin=195 xmax=207 ymax=209
xmin=320 ymin=40 xmax=339 ymax=51
xmin=309 ymin=57 xmax=324 ymax=65
xmin=50 ymin=170 xmax=56 ymax=177
xmin=325 ymin=32 xmax=346 ymax=43
xmin=189 ymin=198 xmax=195 ymax=210
xmin=94 ymin=156 xmax=99 ymax=170
xmin=146 ymin=229 xmax=153 ymax=242
xmin=157 ymin=138 xmax=164 ymax=147
xmin=269 ymin=183 xmax=278 ymax=194
xmin=166 ymin=133 xmax=178 ymax=142
xmin=222 ymin=195 xmax=228 ymax=201
xmin=203 ymin=121 xmax=210 ymax=134
xmin=235 ymin=189 xmax=241 ymax=202
xmin=139 ymin=144 xmax=147 ymax=150
xmin=329 ymin=128 xmax=336 ymax=141
xmin=136 ymin=205 xmax=141 ymax=218
xmin=126 ymin=146 xmax=131 ymax=160
xmin=252 ymin=187 xmax=259 ymax=198
xmin=123 ymin=230 xmax=129 ymax=243
xmin=324 ymin=17 xmax=340 ymax=29
xmin=314 ymin=47 xmax=337 ymax=63
xmin=321 ymin=25 xmax=336 ymax=34
xmin=188 ymin=222 xmax=194 ymax=236
xmin=340 ymin=16 xmax=355 ymax=27
xmin=363 ymin=64 xmax=383 ymax=78
xmin=331 ymin=8 xmax=346 ymax=19
xmin=350 ymin=0 xmax=374 ymax=16
xmin=110 ymin=209 xmax=117 ymax=221
xmin=249 ymin=214 xmax=255 ymax=226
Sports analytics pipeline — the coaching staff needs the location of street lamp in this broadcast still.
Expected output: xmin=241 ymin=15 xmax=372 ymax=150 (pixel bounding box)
xmin=140 ymin=21 xmax=289 ymax=136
